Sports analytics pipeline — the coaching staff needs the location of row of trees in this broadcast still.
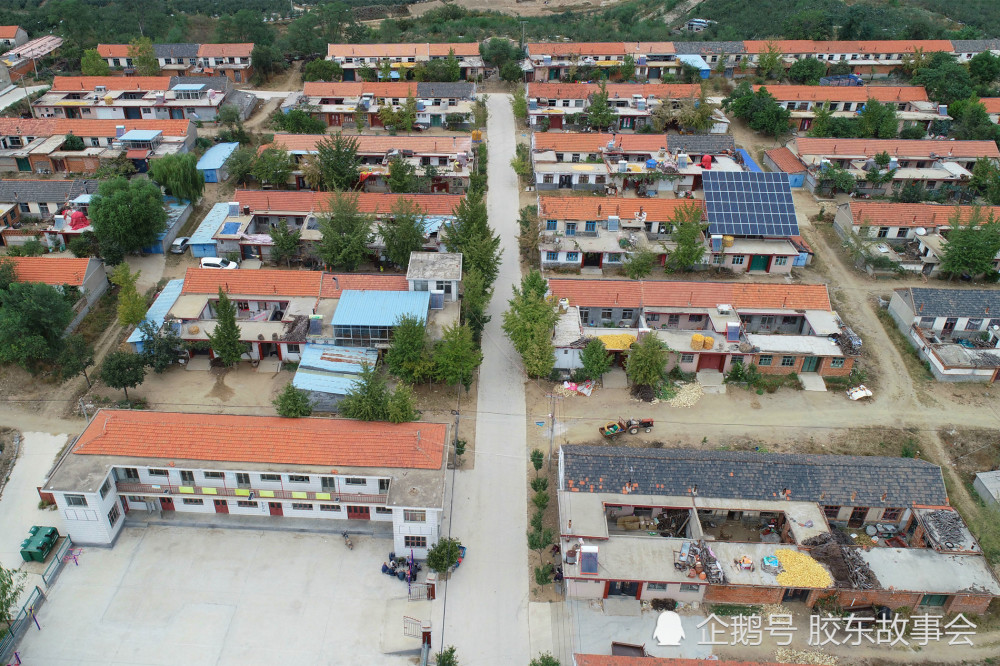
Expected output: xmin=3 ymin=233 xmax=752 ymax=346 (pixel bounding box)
xmin=386 ymin=316 xmax=482 ymax=390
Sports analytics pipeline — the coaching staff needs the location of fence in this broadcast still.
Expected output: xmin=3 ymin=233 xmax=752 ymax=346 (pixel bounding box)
xmin=0 ymin=586 xmax=45 ymax=664
xmin=41 ymin=536 xmax=74 ymax=587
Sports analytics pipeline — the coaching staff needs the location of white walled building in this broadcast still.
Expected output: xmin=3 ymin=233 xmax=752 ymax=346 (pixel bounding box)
xmin=43 ymin=411 xmax=449 ymax=558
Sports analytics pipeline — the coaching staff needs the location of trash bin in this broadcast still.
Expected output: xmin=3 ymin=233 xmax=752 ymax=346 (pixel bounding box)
xmin=29 ymin=526 xmax=39 ymax=536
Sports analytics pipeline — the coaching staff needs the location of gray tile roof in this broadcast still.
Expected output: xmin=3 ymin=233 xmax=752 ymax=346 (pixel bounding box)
xmin=0 ymin=179 xmax=99 ymax=204
xmin=667 ymin=134 xmax=735 ymax=155
xmin=950 ymin=40 xmax=1000 ymax=53
xmin=155 ymin=43 xmax=200 ymax=59
xmin=899 ymin=287 xmax=1000 ymax=319
xmin=673 ymin=41 xmax=745 ymax=55
xmin=417 ymin=82 xmax=476 ymax=99
xmin=170 ymin=76 xmax=232 ymax=92
xmin=562 ymin=446 xmax=948 ymax=507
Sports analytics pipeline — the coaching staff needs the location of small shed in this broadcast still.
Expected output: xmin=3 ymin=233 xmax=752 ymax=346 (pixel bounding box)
xmin=406 ymin=252 xmax=462 ymax=302
xmin=676 ymin=54 xmax=711 ymax=79
xmin=126 ymin=279 xmax=183 ymax=353
xmin=332 ymin=290 xmax=430 ymax=348
xmin=973 ymin=471 xmax=1000 ymax=509
xmin=764 ymin=147 xmax=807 ymax=188
xmin=196 ymin=142 xmax=239 ymax=183
xmin=188 ymin=201 xmax=228 ymax=257
xmin=292 ymin=344 xmax=378 ymax=411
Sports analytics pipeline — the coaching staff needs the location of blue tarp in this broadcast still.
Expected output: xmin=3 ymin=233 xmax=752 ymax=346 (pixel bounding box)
xmin=292 ymin=344 xmax=378 ymax=395
xmin=127 ymin=279 xmax=183 ymax=352
xmin=120 ymin=129 xmax=161 ymax=141
xmin=737 ymin=149 xmax=763 ymax=173
xmin=221 ymin=221 xmax=241 ymax=234
xmin=332 ymin=291 xmax=430 ymax=327
xmin=197 ymin=142 xmax=239 ymax=172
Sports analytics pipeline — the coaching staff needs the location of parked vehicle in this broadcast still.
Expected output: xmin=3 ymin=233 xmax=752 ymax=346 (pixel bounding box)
xmin=170 ymin=237 xmax=190 ymax=254
xmin=599 ymin=417 xmax=655 ymax=438
xmin=199 ymin=257 xmax=239 ymax=270
xmin=450 ymin=545 xmax=467 ymax=572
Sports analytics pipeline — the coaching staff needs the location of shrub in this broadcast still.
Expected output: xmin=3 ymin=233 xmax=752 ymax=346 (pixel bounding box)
xmin=651 ymin=598 xmax=677 ymax=612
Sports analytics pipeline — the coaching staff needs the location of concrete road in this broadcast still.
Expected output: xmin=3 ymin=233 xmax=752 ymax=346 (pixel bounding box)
xmin=438 ymin=94 xmax=531 ymax=663
xmin=0 ymin=84 xmax=47 ymax=111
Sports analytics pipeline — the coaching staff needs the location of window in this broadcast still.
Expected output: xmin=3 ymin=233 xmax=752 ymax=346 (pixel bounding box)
xmin=404 ymin=509 xmax=427 ymax=522
xmin=824 ymin=506 xmax=840 ymax=518
xmin=646 ymin=313 xmax=659 ymax=322
xmin=882 ymin=507 xmax=903 ymax=521
xmin=237 ymin=501 xmax=257 ymax=508
xmin=668 ymin=314 xmax=680 ymax=326
xmin=774 ymin=257 xmax=788 ymax=266
xmin=830 ymin=358 xmax=845 ymax=368
xmin=344 ymin=477 xmax=366 ymax=485
xmin=566 ymin=252 xmax=579 ymax=262
xmin=404 ymin=536 xmax=427 ymax=548
xmin=731 ymin=255 xmax=745 ymax=265
xmin=180 ymin=470 xmax=194 ymax=483
xmin=121 ymin=468 xmax=139 ymax=480
xmin=565 ymin=223 xmax=577 ymax=236
xmin=18 ymin=203 xmax=29 ymax=213
xmin=680 ymin=353 xmax=695 ymax=363
xmin=65 ymin=494 xmax=88 ymax=507
xmin=546 ymin=219 xmax=557 ymax=231
xmin=758 ymin=355 xmax=772 ymax=366
xmin=108 ymin=505 xmax=121 ymax=526
xmin=148 ymin=469 xmax=168 ymax=477
xmin=571 ymin=153 xmax=580 ymax=162
xmin=919 ymin=317 xmax=935 ymax=328
xmin=320 ymin=504 xmax=341 ymax=512
xmin=601 ymin=309 xmax=613 ymax=320
xmin=877 ymin=227 xmax=889 ymax=238
xmin=38 ymin=203 xmax=49 ymax=215
xmin=782 ymin=316 xmax=798 ymax=326
xmin=688 ymin=314 xmax=703 ymax=323
xmin=260 ymin=474 xmax=281 ymax=482
xmin=182 ymin=498 xmax=204 ymax=505
xmin=291 ymin=503 xmax=314 ymax=510
xmin=546 ymin=251 xmax=559 ymax=261
xmin=759 ymin=315 xmax=775 ymax=329
xmin=579 ymin=175 xmax=589 ymax=184
xmin=543 ymin=174 xmax=553 ymax=184
xmin=585 ymin=220 xmax=597 ymax=232
xmin=288 ymin=475 xmax=310 ymax=483
xmin=375 ymin=507 xmax=393 ymax=515
xmin=579 ymin=308 xmax=590 ymax=321
xmin=679 ymin=584 xmax=701 ymax=592
xmin=966 ymin=318 xmax=983 ymax=331
xmin=595 ymin=176 xmax=606 ymax=184
xmin=203 ymin=471 xmax=224 ymax=479
xmin=235 ymin=473 xmax=250 ymax=486
xmin=780 ymin=356 xmax=796 ymax=367
xmin=90 ymin=137 xmax=100 ymax=147
xmin=712 ymin=254 xmax=723 ymax=265
xmin=896 ymin=228 xmax=908 ymax=238
xmin=621 ymin=309 xmax=634 ymax=320
xmin=606 ymin=253 xmax=622 ymax=263
xmin=646 ymin=583 xmax=668 ymax=591
xmin=100 ymin=478 xmax=112 ymax=499
xmin=286 ymin=344 xmax=300 ymax=354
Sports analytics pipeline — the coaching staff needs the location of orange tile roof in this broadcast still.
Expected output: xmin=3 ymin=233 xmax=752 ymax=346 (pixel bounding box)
xmin=538 ymin=196 xmax=703 ymax=221
xmin=0 ymin=117 xmax=189 ymax=138
xmin=528 ymin=82 xmax=701 ymax=100
xmin=197 ymin=43 xmax=253 ymax=58
xmin=0 ymin=118 xmax=57 ymax=136
xmin=757 ymin=85 xmax=928 ymax=104
xmin=980 ymin=98 xmax=1000 ymax=114
xmin=50 ymin=76 xmax=171 ymax=91
xmin=328 ymin=43 xmax=430 ymax=59
xmin=428 ymin=43 xmax=480 ymax=57
xmin=794 ymin=138 xmax=1000 ymax=159
xmin=180 ymin=267 xmax=407 ymax=299
xmin=533 ymin=132 xmax=669 ymax=153
xmin=548 ymin=279 xmax=831 ymax=311
xmin=630 ymin=41 xmax=677 ymax=55
xmin=96 ymin=44 xmax=130 ymax=58
xmin=267 ymin=133 xmax=473 ymax=155
xmin=849 ymin=202 xmax=1000 ymax=228
xmin=72 ymin=409 xmax=447 ymax=470
xmin=575 ymin=656 xmax=811 ymax=666
xmin=527 ymin=42 xmax=630 ymax=57
xmin=235 ymin=190 xmax=464 ymax=217
xmin=302 ymin=81 xmax=418 ymax=97
xmin=7 ymin=257 xmax=92 ymax=286
xmin=0 ymin=26 xmax=22 ymax=40
xmin=765 ymin=147 xmax=806 ymax=173
xmin=743 ymin=39 xmax=953 ymax=54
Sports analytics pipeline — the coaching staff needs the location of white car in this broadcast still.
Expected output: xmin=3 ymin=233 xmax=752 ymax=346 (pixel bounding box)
xmin=199 ymin=257 xmax=239 ymax=269
xmin=170 ymin=237 xmax=190 ymax=254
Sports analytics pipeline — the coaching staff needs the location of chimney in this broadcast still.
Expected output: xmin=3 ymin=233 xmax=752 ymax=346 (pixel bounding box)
xmin=881 ymin=491 xmax=888 ymax=501
xmin=850 ymin=491 xmax=857 ymax=501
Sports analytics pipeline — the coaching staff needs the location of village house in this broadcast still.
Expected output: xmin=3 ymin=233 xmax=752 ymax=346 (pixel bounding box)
xmin=1 ymin=34 xmax=62 ymax=81
xmin=523 ymin=42 xmax=713 ymax=83
xmin=97 ymin=43 xmax=201 ymax=75
xmin=889 ymin=287 xmax=1000 ymax=382
xmin=326 ymin=42 xmax=484 ymax=81
xmin=188 ymin=190 xmax=464 ymax=261
xmin=524 ymin=82 xmax=705 ymax=131
xmin=763 ymin=147 xmax=807 ymax=188
xmin=548 ymin=279 xmax=856 ymax=378
xmin=755 ymin=85 xmax=944 ymax=133
xmin=742 ymin=39 xmax=956 ymax=79
xmin=4 ymin=256 xmax=109 ymax=332
xmin=0 ymin=179 xmax=101 ymax=248
xmin=981 ymin=97 xmax=1000 ymax=125
xmin=786 ymin=138 xmax=1000 ymax=197
xmin=293 ymin=81 xmax=476 ymax=130
xmin=262 ymin=133 xmax=474 ymax=193
xmin=196 ymin=43 xmax=253 ymax=83
xmin=558 ymin=446 xmax=1000 ymax=614
xmin=42 ymin=410 xmax=449 ymax=558
xmin=0 ymin=26 xmax=29 ymax=50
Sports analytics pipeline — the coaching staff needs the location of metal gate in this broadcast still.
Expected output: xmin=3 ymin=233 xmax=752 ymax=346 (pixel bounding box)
xmin=403 ymin=616 xmax=422 ymax=638
xmin=408 ymin=583 xmax=429 ymax=601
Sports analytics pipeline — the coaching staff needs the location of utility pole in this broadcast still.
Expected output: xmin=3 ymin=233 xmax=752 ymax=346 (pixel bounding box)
xmin=79 ymin=398 xmax=91 ymax=423
xmin=520 ymin=21 xmax=527 ymax=50
xmin=545 ymin=393 xmax=560 ymax=472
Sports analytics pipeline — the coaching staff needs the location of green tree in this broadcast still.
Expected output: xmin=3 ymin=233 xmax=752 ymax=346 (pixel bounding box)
xmin=722 ymin=83 xmax=790 ymax=137
xmin=149 ymin=153 xmax=204 ymax=203
xmin=316 ymin=192 xmax=373 ymax=271
xmin=378 ymin=94 xmax=418 ymax=132
xmin=303 ymin=59 xmax=343 ymax=82
xmin=250 ymin=44 xmax=286 ymax=84
xmin=512 ymin=84 xmax=528 ymax=121
xmin=110 ymin=263 xmax=145 ymax=327
xmin=788 ymin=57 xmax=826 ymax=84
xmin=949 ymin=98 xmax=1000 ymax=142
xmin=912 ymin=52 xmax=976 ymax=106
xmin=481 ymin=38 xmax=522 ymax=70
xmin=273 ymin=382 xmax=314 ymax=417
xmin=215 ymin=8 xmax=274 ymax=45
xmin=99 ymin=350 xmax=146 ymax=401
xmin=622 ymin=245 xmax=657 ymax=279
xmin=939 ymin=207 xmax=1000 ymax=279
xmin=444 ymin=188 xmax=501 ymax=290
xmin=664 ymin=203 xmax=705 ymax=272
xmin=63 ymin=133 xmax=84 ymax=151
xmin=382 ymin=198 xmax=426 ymax=268
xmin=822 ymin=165 xmax=857 ymax=194
xmin=426 ymin=537 xmax=463 ymax=573
xmin=207 ymin=288 xmax=246 ymax=367
xmin=755 ymin=41 xmax=784 ymax=80
xmin=856 ymin=99 xmax=898 ymax=139
xmin=227 ymin=147 xmax=257 ymax=185
xmin=0 ymin=282 xmax=74 ymax=372
xmin=57 ymin=333 xmax=94 ymax=385
xmin=503 ymin=271 xmax=556 ymax=379
xmin=461 ymin=267 xmax=492 ymax=345
xmin=385 ymin=315 xmax=431 ymax=384
xmin=434 ymin=323 xmax=481 ymax=390
xmin=302 ymin=132 xmax=361 ymax=192
xmin=338 ymin=363 xmax=418 ymax=422
xmin=500 ymin=61 xmax=523 ymax=83
xmin=217 ymin=104 xmax=251 ymax=145
xmin=0 ymin=565 xmax=26 ymax=630
xmin=89 ymin=177 xmax=167 ymax=257
xmin=970 ymin=157 xmax=1000 ymax=204
xmin=587 ymin=81 xmax=616 ymax=131
xmin=528 ymin=525 xmax=554 ymax=560
xmin=626 ymin=334 xmax=667 ymax=391
xmin=138 ymin=320 xmax=183 ymax=374
xmin=530 ymin=449 xmax=544 ymax=475
xmin=268 ymin=220 xmax=301 ymax=267
xmin=387 ymin=156 xmax=420 ymax=193
xmin=969 ymin=51 xmax=1000 ymax=88
xmin=81 ymin=48 xmax=110 ymax=75
xmin=0 ymin=256 xmax=15 ymax=292
xmin=580 ymin=338 xmax=612 ymax=381
xmin=271 ymin=108 xmax=327 ymax=134
xmin=251 ymin=147 xmax=295 ymax=188
xmin=530 ymin=653 xmax=560 ymax=666
xmin=128 ymin=37 xmax=159 ymax=76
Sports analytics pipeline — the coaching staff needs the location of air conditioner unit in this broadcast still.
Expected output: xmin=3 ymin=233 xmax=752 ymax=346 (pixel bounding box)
xmin=717 ymin=304 xmax=733 ymax=314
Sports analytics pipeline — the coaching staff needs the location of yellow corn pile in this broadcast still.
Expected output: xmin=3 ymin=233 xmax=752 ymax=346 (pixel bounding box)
xmin=702 ymin=336 xmax=715 ymax=350
xmin=597 ymin=334 xmax=637 ymax=351
xmin=690 ymin=333 xmax=704 ymax=350
xmin=774 ymin=549 xmax=832 ymax=588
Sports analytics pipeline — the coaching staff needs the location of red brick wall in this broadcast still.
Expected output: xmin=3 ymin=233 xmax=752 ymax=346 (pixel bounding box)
xmin=820 ymin=357 xmax=854 ymax=377
xmin=36 ymin=487 xmax=55 ymax=504
xmin=836 ymin=589 xmax=922 ymax=610
xmin=704 ymin=584 xmax=783 ymax=605
xmin=945 ymin=594 xmax=992 ymax=615
xmin=752 ymin=354 xmax=854 ymax=377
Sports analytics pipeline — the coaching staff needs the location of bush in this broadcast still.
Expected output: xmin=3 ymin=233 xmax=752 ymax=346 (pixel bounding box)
xmin=426 ymin=537 xmax=463 ymax=573
xmin=532 ymin=490 xmax=550 ymax=512
xmin=534 ymin=563 xmax=554 ymax=585
xmin=530 ymin=477 xmax=548 ymax=493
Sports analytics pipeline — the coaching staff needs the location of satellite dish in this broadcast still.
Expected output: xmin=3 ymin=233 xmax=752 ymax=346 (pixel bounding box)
xmin=914 ymin=227 xmax=927 ymax=236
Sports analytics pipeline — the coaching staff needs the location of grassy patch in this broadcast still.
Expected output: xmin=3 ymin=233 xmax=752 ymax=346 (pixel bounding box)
xmin=710 ymin=603 xmax=761 ymax=617
xmin=873 ymin=307 xmax=934 ymax=382
xmin=76 ymin=288 xmax=119 ymax=346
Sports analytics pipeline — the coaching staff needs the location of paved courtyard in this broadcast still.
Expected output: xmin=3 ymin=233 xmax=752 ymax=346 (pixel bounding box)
xmin=17 ymin=525 xmax=425 ymax=665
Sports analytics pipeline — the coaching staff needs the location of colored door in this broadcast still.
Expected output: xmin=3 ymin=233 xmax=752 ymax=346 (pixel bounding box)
xmin=549 ymin=115 xmax=563 ymax=129
xmin=848 ymin=506 xmax=867 ymax=528
xmin=558 ymin=174 xmax=572 ymax=189
xmin=750 ymin=255 xmax=769 ymax=272
xmin=213 ymin=499 xmax=229 ymax=514
xmin=268 ymin=501 xmax=283 ymax=516
xmin=431 ymin=114 xmax=442 ymax=127
xmin=160 ymin=497 xmax=175 ymax=511
xmin=15 ymin=157 xmax=30 ymax=172
xmin=801 ymin=356 xmax=819 ymax=373
xmin=697 ymin=353 xmax=725 ymax=372
xmin=347 ymin=505 xmax=371 ymax=520
xmin=607 ymin=581 xmax=639 ymax=597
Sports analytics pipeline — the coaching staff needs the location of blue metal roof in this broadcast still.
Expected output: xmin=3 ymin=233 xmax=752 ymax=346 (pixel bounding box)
xmin=332 ymin=290 xmax=430 ymax=327
xmin=126 ymin=279 xmax=183 ymax=345
xmin=173 ymin=83 xmax=206 ymax=91
xmin=119 ymin=129 xmax=162 ymax=141
xmin=190 ymin=202 xmax=228 ymax=246
xmin=292 ymin=344 xmax=378 ymax=395
xmin=196 ymin=142 xmax=239 ymax=171
xmin=677 ymin=54 xmax=710 ymax=71
xmin=72 ymin=194 xmax=93 ymax=204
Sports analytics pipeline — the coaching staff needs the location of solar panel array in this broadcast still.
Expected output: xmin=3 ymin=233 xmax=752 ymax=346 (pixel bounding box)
xmin=702 ymin=171 xmax=799 ymax=237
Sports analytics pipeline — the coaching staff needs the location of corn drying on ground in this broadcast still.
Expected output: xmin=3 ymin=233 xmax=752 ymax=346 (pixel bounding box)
xmin=773 ymin=648 xmax=838 ymax=665
xmin=597 ymin=333 xmax=637 ymax=351
xmin=774 ymin=549 xmax=833 ymax=588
